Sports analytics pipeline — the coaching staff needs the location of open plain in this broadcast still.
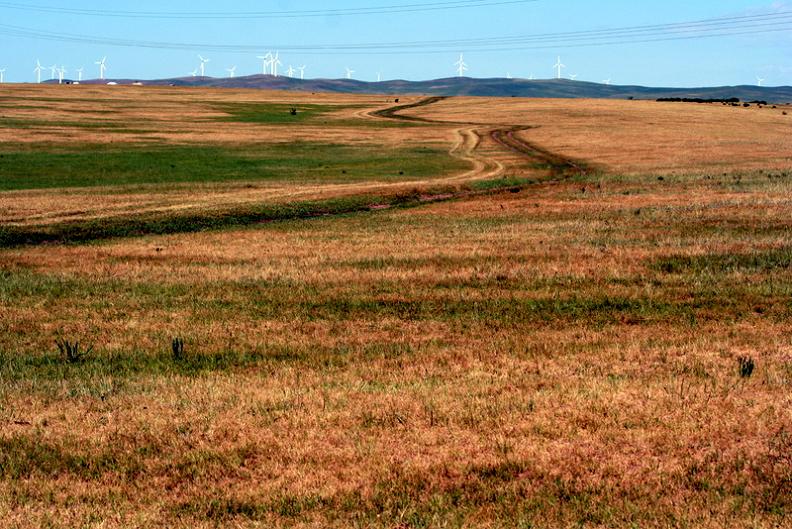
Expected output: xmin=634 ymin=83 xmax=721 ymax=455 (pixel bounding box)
xmin=1 ymin=85 xmax=791 ymax=528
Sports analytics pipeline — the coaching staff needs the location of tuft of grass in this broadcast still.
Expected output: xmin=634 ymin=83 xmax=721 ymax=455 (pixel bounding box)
xmin=739 ymin=356 xmax=755 ymax=378
xmin=171 ymin=337 xmax=186 ymax=362
xmin=55 ymin=335 xmax=93 ymax=364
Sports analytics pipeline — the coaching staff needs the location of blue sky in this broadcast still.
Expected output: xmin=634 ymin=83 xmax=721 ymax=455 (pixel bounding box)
xmin=0 ymin=0 xmax=789 ymax=86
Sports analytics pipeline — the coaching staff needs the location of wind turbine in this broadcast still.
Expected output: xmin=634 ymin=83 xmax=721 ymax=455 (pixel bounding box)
xmin=257 ymin=54 xmax=271 ymax=75
xmin=756 ymin=77 xmax=765 ymax=87
xmin=377 ymin=72 xmax=382 ymax=82
xmin=270 ymin=52 xmax=281 ymax=76
xmin=34 ymin=60 xmax=43 ymax=83
xmin=226 ymin=66 xmax=237 ymax=78
xmin=528 ymin=73 xmax=534 ymax=80
xmin=569 ymin=74 xmax=578 ymax=80
xmin=95 ymin=57 xmax=107 ymax=80
xmin=198 ymin=55 xmax=210 ymax=77
xmin=58 ymin=66 xmax=66 ymax=84
xmin=189 ymin=69 xmax=198 ymax=77
xmin=345 ymin=67 xmax=355 ymax=80
xmin=454 ymin=53 xmax=468 ymax=77
xmin=286 ymin=65 xmax=296 ymax=77
xmin=49 ymin=65 xmax=57 ymax=79
xmin=553 ymin=56 xmax=566 ymax=79
xmin=0 ymin=69 xmax=5 ymax=84
xmin=76 ymin=67 xmax=83 ymax=82
xmin=602 ymin=78 xmax=611 ymax=85
xmin=298 ymin=65 xmax=306 ymax=80
xmin=506 ymin=72 xmax=512 ymax=79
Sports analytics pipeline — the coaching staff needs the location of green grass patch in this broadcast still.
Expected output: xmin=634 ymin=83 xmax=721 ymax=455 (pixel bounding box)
xmin=653 ymin=247 xmax=792 ymax=274
xmin=212 ymin=102 xmax=352 ymax=124
xmin=0 ymin=142 xmax=465 ymax=191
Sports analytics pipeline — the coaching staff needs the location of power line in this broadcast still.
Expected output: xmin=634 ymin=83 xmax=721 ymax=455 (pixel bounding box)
xmin=0 ymin=11 xmax=789 ymax=54
xmin=0 ymin=0 xmax=538 ymax=19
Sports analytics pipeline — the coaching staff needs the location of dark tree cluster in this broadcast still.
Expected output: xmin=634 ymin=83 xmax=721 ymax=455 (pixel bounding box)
xmin=656 ymin=97 xmax=740 ymax=104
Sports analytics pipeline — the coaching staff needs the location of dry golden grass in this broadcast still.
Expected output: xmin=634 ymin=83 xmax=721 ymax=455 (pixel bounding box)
xmin=406 ymin=97 xmax=792 ymax=175
xmin=0 ymin=87 xmax=791 ymax=528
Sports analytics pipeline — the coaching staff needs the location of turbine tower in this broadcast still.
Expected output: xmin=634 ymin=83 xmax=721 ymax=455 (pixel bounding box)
xmin=287 ymin=65 xmax=296 ymax=77
xmin=95 ymin=57 xmax=107 ymax=80
xmin=756 ymin=77 xmax=765 ymax=87
xmin=49 ymin=65 xmax=57 ymax=79
xmin=34 ymin=60 xmax=43 ymax=83
xmin=553 ymin=56 xmax=565 ymax=79
xmin=298 ymin=65 xmax=306 ymax=80
xmin=257 ymin=54 xmax=272 ymax=75
xmin=58 ymin=66 xmax=66 ymax=85
xmin=345 ymin=67 xmax=355 ymax=79
xmin=270 ymin=52 xmax=281 ymax=77
xmin=454 ymin=53 xmax=468 ymax=77
xmin=76 ymin=67 xmax=84 ymax=82
xmin=226 ymin=66 xmax=237 ymax=78
xmin=377 ymin=72 xmax=382 ymax=82
xmin=198 ymin=55 xmax=210 ymax=77
xmin=0 ymin=69 xmax=5 ymax=84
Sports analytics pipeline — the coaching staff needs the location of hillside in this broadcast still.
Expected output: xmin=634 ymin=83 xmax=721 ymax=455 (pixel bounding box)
xmin=66 ymin=75 xmax=792 ymax=102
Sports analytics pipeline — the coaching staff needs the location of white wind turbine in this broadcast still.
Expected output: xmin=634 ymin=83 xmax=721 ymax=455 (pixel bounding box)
xmin=0 ymin=69 xmax=5 ymax=84
xmin=345 ymin=67 xmax=355 ymax=79
xmin=95 ymin=56 xmax=107 ymax=80
xmin=49 ymin=65 xmax=57 ymax=79
xmin=189 ymin=69 xmax=198 ymax=77
xmin=298 ymin=65 xmax=306 ymax=80
xmin=553 ymin=56 xmax=565 ymax=79
xmin=569 ymin=74 xmax=578 ymax=80
xmin=287 ymin=65 xmax=296 ymax=77
xmin=506 ymin=72 xmax=512 ymax=79
xmin=602 ymin=78 xmax=611 ymax=85
xmin=58 ymin=66 xmax=66 ymax=84
xmin=198 ymin=55 xmax=210 ymax=77
xmin=258 ymin=53 xmax=272 ymax=75
xmin=270 ymin=52 xmax=281 ymax=76
xmin=756 ymin=77 xmax=765 ymax=87
xmin=454 ymin=53 xmax=468 ymax=77
xmin=226 ymin=66 xmax=237 ymax=78
xmin=76 ymin=67 xmax=84 ymax=82
xmin=377 ymin=72 xmax=382 ymax=82
xmin=34 ymin=60 xmax=43 ymax=83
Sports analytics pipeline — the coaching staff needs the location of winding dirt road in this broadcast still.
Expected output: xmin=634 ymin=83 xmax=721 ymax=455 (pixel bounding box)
xmin=369 ymin=96 xmax=587 ymax=183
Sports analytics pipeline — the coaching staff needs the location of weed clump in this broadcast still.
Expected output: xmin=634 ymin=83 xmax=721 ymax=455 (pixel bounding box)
xmin=172 ymin=337 xmax=186 ymax=362
xmin=738 ymin=356 xmax=755 ymax=378
xmin=55 ymin=335 xmax=93 ymax=364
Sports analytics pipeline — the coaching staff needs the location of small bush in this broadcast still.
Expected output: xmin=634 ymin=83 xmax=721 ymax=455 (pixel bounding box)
xmin=289 ymin=107 xmax=298 ymax=116
xmin=738 ymin=356 xmax=755 ymax=378
xmin=55 ymin=335 xmax=93 ymax=364
xmin=172 ymin=337 xmax=186 ymax=361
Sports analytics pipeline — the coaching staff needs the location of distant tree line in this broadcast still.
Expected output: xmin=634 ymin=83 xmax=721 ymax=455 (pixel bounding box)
xmin=656 ymin=97 xmax=740 ymax=104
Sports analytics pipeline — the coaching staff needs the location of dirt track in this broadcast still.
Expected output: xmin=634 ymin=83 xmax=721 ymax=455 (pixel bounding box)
xmin=370 ymin=96 xmax=588 ymax=182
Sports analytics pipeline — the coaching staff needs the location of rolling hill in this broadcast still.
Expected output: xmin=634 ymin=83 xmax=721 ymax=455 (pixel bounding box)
xmin=60 ymin=75 xmax=792 ymax=103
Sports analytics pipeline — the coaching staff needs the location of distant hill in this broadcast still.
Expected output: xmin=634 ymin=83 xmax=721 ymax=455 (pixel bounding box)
xmin=59 ymin=75 xmax=792 ymax=103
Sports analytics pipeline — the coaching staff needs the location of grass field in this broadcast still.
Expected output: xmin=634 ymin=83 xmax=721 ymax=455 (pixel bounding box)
xmin=0 ymin=85 xmax=790 ymax=528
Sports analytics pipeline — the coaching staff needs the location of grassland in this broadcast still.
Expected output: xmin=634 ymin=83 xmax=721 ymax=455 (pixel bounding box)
xmin=0 ymin=85 xmax=790 ymax=528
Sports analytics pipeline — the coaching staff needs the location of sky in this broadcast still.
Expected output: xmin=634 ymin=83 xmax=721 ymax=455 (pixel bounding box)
xmin=0 ymin=0 xmax=790 ymax=86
